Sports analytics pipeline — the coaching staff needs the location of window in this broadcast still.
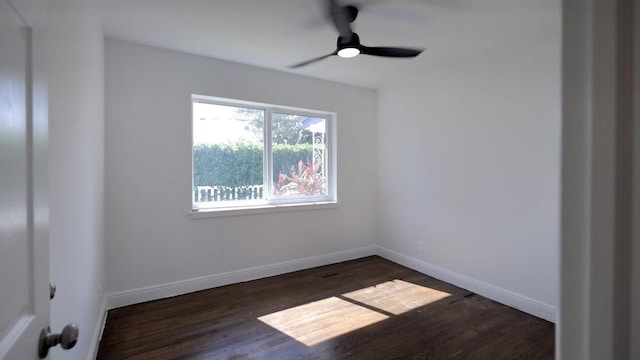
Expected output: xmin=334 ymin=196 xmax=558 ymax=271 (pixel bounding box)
xmin=192 ymin=95 xmax=336 ymax=213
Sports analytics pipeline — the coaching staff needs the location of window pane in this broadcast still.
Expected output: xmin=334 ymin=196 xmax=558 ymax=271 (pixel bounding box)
xmin=193 ymin=102 xmax=264 ymax=204
xmin=272 ymin=113 xmax=327 ymax=198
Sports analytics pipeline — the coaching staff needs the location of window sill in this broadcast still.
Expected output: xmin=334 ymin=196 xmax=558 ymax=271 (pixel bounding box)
xmin=189 ymin=201 xmax=339 ymax=219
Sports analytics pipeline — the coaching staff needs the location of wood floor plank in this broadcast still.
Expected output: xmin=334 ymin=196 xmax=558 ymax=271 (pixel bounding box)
xmin=97 ymin=256 xmax=554 ymax=359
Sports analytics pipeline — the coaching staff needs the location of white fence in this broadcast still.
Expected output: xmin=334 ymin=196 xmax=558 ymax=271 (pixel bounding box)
xmin=194 ymin=185 xmax=264 ymax=202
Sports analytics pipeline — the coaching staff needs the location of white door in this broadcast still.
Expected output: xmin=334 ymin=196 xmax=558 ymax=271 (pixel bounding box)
xmin=0 ymin=0 xmax=50 ymax=358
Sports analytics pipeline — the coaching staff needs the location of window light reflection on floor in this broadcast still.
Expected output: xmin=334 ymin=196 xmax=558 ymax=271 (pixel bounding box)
xmin=257 ymin=297 xmax=388 ymax=346
xmin=342 ymin=279 xmax=451 ymax=315
xmin=257 ymin=279 xmax=450 ymax=346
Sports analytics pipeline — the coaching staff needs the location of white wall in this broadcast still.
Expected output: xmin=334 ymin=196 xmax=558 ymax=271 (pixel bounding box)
xmin=48 ymin=0 xmax=105 ymax=359
xmin=104 ymin=40 xmax=377 ymax=295
xmin=376 ymin=5 xmax=561 ymax=317
xmin=103 ymin=2 xmax=560 ymax=325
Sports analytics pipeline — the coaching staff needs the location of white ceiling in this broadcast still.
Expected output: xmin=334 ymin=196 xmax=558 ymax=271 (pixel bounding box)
xmin=97 ymin=0 xmax=558 ymax=89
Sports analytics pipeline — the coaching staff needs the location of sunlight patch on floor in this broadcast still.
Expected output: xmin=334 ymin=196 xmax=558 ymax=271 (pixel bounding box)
xmin=258 ymin=297 xmax=388 ymax=346
xmin=342 ymin=279 xmax=451 ymax=315
xmin=257 ymin=279 xmax=451 ymax=346
xmin=257 ymin=296 xmax=389 ymax=346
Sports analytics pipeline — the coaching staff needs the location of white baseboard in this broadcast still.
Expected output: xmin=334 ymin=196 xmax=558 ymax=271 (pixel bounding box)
xmin=106 ymin=246 xmax=377 ymax=310
xmin=86 ymin=295 xmax=108 ymax=360
xmin=375 ymin=246 xmax=557 ymax=323
xmin=103 ymin=245 xmax=555 ymax=327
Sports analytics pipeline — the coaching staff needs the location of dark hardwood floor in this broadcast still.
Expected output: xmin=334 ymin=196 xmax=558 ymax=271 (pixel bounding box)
xmin=96 ymin=256 xmax=554 ymax=359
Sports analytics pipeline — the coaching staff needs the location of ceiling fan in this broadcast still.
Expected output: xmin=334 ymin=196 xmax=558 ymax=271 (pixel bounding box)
xmin=289 ymin=0 xmax=425 ymax=68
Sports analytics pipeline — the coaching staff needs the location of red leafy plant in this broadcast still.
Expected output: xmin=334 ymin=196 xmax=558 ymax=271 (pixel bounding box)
xmin=275 ymin=160 xmax=325 ymax=196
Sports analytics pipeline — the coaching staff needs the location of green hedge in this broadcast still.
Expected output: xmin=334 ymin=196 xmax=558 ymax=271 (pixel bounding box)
xmin=193 ymin=143 xmax=313 ymax=187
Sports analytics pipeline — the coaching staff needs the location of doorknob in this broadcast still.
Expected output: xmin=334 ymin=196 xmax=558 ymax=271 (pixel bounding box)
xmin=38 ymin=324 xmax=79 ymax=358
xmin=49 ymin=283 xmax=56 ymax=300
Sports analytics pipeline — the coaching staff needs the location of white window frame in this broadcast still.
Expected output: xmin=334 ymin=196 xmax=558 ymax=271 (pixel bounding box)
xmin=190 ymin=94 xmax=337 ymax=217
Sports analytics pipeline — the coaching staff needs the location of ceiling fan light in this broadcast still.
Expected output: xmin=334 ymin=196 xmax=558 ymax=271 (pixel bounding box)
xmin=337 ymin=47 xmax=360 ymax=58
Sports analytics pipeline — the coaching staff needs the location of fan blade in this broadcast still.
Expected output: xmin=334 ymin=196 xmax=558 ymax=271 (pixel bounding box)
xmin=289 ymin=52 xmax=337 ymax=69
xmin=360 ymin=45 xmax=424 ymax=57
xmin=327 ymin=0 xmax=353 ymax=40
